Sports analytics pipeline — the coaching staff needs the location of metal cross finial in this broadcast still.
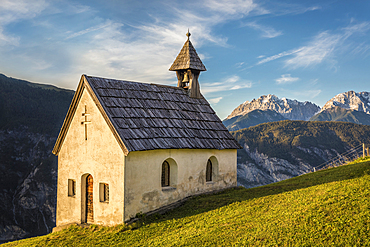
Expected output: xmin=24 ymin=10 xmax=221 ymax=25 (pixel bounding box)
xmin=186 ymin=29 xmax=191 ymax=40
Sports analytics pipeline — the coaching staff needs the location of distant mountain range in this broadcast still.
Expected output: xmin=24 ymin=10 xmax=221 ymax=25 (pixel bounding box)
xmin=224 ymin=91 xmax=370 ymax=131
xmin=320 ymin=91 xmax=370 ymax=114
xmin=226 ymin=94 xmax=320 ymax=121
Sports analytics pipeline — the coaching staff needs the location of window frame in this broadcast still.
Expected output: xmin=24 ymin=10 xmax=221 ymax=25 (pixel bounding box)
xmin=68 ymin=179 xmax=76 ymax=197
xmin=161 ymin=161 xmax=170 ymax=187
xmin=99 ymin=183 xmax=109 ymax=203
xmin=206 ymin=159 xmax=213 ymax=182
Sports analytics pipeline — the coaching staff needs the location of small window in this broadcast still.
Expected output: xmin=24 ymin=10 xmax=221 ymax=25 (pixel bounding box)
xmin=68 ymin=179 xmax=76 ymax=197
xmin=206 ymin=159 xmax=212 ymax=182
xmin=161 ymin=161 xmax=170 ymax=187
xmin=100 ymin=183 xmax=109 ymax=202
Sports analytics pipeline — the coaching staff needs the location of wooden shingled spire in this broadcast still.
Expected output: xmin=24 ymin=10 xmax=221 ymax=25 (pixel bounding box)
xmin=169 ymin=30 xmax=206 ymax=99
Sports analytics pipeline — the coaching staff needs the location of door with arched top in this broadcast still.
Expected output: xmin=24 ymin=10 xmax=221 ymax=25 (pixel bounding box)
xmin=86 ymin=174 xmax=94 ymax=223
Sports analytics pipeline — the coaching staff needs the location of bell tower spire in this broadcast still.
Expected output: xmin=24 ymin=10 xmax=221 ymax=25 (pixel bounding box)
xmin=169 ymin=31 xmax=206 ymax=99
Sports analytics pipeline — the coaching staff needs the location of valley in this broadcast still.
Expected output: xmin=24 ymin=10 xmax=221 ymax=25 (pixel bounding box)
xmin=0 ymin=73 xmax=369 ymax=243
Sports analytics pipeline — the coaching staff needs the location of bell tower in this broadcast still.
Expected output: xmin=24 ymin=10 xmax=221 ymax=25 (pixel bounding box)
xmin=169 ymin=31 xmax=206 ymax=99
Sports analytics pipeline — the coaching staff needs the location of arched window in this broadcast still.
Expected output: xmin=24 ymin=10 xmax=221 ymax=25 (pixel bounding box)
xmin=206 ymin=159 xmax=212 ymax=182
xmin=161 ymin=161 xmax=170 ymax=187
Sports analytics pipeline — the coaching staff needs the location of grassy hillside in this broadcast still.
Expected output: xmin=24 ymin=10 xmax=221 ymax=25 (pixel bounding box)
xmin=5 ymin=158 xmax=370 ymax=246
xmin=310 ymin=106 xmax=370 ymax=125
xmin=232 ymin=120 xmax=370 ymax=166
xmin=223 ymin=109 xmax=286 ymax=131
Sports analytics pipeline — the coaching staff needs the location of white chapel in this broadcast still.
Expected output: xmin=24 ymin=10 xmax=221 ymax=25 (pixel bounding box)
xmin=52 ymin=32 xmax=240 ymax=227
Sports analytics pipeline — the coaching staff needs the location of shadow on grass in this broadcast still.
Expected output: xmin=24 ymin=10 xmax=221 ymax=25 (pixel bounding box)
xmin=140 ymin=159 xmax=370 ymax=225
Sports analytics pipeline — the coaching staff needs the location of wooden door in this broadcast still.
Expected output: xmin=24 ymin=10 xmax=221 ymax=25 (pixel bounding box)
xmin=86 ymin=174 xmax=94 ymax=223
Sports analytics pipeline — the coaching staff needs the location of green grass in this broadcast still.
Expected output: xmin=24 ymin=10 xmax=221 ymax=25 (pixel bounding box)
xmin=4 ymin=158 xmax=370 ymax=246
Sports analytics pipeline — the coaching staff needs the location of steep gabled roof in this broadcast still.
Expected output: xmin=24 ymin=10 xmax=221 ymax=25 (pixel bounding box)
xmin=53 ymin=75 xmax=240 ymax=156
xmin=169 ymin=38 xmax=206 ymax=71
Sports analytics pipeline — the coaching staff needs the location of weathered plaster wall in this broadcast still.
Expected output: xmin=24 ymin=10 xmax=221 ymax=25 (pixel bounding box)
xmin=124 ymin=149 xmax=237 ymax=221
xmin=57 ymin=87 xmax=125 ymax=226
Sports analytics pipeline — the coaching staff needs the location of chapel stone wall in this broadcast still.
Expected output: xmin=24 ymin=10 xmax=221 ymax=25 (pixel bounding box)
xmin=124 ymin=149 xmax=237 ymax=221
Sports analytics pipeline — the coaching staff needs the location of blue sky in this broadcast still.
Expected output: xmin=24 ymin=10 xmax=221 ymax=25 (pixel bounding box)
xmin=1 ymin=0 xmax=370 ymax=119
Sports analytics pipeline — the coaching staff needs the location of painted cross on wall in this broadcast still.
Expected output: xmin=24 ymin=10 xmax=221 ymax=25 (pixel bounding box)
xmin=81 ymin=105 xmax=91 ymax=140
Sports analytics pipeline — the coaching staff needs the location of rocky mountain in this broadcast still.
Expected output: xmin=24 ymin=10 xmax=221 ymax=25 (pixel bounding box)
xmin=232 ymin=120 xmax=370 ymax=188
xmin=310 ymin=106 xmax=370 ymax=125
xmin=0 ymin=74 xmax=73 ymax=242
xmin=225 ymin=94 xmax=320 ymax=121
xmin=223 ymin=109 xmax=287 ymax=131
xmin=320 ymin=91 xmax=370 ymax=114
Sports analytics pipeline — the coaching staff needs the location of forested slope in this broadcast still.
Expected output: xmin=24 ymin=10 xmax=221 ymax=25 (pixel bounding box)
xmin=233 ymin=120 xmax=370 ymax=188
xmin=0 ymin=74 xmax=74 ymax=241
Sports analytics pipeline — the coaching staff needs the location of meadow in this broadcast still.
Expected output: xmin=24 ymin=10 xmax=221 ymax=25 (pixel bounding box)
xmin=4 ymin=157 xmax=370 ymax=246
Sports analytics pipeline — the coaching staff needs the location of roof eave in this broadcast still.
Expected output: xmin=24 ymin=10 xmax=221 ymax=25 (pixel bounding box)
xmin=169 ymin=66 xmax=206 ymax=72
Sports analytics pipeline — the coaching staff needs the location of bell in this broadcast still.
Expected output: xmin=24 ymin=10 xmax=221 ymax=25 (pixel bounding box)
xmin=182 ymin=72 xmax=189 ymax=83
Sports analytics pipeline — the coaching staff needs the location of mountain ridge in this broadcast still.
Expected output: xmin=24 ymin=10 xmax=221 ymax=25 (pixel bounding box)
xmin=225 ymin=91 xmax=370 ymax=131
xmin=310 ymin=106 xmax=370 ymax=125
xmin=320 ymin=90 xmax=370 ymax=114
xmin=225 ymin=94 xmax=320 ymax=121
xmin=223 ymin=109 xmax=287 ymax=131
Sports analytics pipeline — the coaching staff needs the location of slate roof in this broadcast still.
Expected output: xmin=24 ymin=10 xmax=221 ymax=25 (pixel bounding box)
xmin=169 ymin=39 xmax=206 ymax=71
xmin=86 ymin=75 xmax=240 ymax=152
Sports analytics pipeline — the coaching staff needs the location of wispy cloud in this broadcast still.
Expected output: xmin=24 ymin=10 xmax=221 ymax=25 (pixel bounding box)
xmin=203 ymin=0 xmax=269 ymax=16
xmin=256 ymin=48 xmax=303 ymax=65
xmin=235 ymin=62 xmax=245 ymax=68
xmin=209 ymin=97 xmax=223 ymax=104
xmin=70 ymin=0 xmax=268 ymax=84
xmin=284 ymin=31 xmax=342 ymax=69
xmin=65 ymin=21 xmax=113 ymax=40
xmin=293 ymin=89 xmax=322 ymax=98
xmin=242 ymin=21 xmax=282 ymax=38
xmin=0 ymin=0 xmax=47 ymax=46
xmin=0 ymin=0 xmax=267 ymax=87
xmin=275 ymin=74 xmax=299 ymax=85
xmin=279 ymin=88 xmax=322 ymax=100
xmin=256 ymin=22 xmax=370 ymax=69
xmin=201 ymin=75 xmax=252 ymax=94
xmin=268 ymin=2 xmax=321 ymax=16
xmin=285 ymin=22 xmax=370 ymax=69
xmin=350 ymin=42 xmax=370 ymax=57
xmin=0 ymin=0 xmax=47 ymax=23
xmin=0 ymin=27 xmax=19 ymax=46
